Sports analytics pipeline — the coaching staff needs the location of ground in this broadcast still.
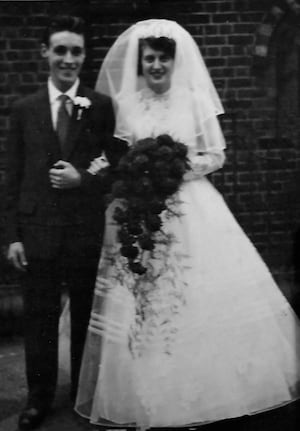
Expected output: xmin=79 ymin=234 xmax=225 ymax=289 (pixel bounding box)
xmin=0 ymin=336 xmax=299 ymax=431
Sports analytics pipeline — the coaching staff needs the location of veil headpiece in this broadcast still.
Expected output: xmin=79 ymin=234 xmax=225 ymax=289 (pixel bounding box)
xmin=96 ymin=19 xmax=225 ymax=151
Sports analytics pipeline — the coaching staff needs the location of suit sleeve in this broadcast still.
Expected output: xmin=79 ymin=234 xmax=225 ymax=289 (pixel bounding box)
xmin=4 ymin=102 xmax=25 ymax=245
xmin=78 ymin=95 xmax=115 ymax=193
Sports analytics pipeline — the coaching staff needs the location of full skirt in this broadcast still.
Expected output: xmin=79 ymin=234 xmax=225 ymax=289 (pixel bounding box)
xmin=75 ymin=178 xmax=300 ymax=429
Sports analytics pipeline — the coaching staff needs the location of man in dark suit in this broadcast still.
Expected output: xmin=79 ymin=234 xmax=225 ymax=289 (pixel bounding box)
xmin=4 ymin=15 xmax=114 ymax=430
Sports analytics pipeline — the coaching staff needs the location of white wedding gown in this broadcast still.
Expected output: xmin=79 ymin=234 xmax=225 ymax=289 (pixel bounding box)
xmin=72 ymin=88 xmax=300 ymax=430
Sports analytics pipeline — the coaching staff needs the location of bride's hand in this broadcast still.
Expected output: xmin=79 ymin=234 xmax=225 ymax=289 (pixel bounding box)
xmin=87 ymin=154 xmax=109 ymax=175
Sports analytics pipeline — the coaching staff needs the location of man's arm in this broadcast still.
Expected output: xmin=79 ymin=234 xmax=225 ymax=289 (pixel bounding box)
xmin=49 ymin=95 xmax=116 ymax=192
xmin=5 ymin=101 xmax=24 ymax=245
xmin=5 ymin=101 xmax=28 ymax=270
xmin=78 ymin=94 xmax=116 ymax=191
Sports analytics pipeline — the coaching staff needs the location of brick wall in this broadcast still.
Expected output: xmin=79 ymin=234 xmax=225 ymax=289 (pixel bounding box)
xmin=0 ymin=0 xmax=299 ymax=288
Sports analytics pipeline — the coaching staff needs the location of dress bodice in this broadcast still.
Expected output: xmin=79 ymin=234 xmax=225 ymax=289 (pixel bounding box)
xmin=116 ymin=87 xmax=199 ymax=149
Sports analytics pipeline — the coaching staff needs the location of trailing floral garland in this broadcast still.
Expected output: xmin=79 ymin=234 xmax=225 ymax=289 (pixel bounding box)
xmin=108 ymin=134 xmax=190 ymax=275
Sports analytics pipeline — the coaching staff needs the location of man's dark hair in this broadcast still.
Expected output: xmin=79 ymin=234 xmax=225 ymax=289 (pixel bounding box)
xmin=42 ymin=15 xmax=86 ymax=46
xmin=137 ymin=36 xmax=176 ymax=76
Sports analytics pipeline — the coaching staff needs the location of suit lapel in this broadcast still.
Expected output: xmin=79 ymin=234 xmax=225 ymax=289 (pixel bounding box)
xmin=62 ymin=85 xmax=90 ymax=160
xmin=33 ymin=87 xmax=62 ymax=165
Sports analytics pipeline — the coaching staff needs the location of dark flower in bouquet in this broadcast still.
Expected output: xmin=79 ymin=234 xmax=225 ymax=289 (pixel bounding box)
xmin=110 ymin=134 xmax=190 ymax=275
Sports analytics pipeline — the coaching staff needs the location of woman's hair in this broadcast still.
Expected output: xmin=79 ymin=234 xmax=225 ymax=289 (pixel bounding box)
xmin=42 ymin=15 xmax=86 ymax=46
xmin=137 ymin=36 xmax=176 ymax=75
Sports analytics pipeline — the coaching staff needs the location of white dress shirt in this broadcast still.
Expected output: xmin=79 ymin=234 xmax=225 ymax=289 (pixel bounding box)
xmin=48 ymin=78 xmax=80 ymax=130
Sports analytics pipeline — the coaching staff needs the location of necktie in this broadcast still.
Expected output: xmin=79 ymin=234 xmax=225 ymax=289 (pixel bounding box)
xmin=56 ymin=94 xmax=70 ymax=151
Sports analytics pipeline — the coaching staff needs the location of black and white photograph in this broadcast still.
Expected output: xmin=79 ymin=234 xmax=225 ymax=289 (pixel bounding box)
xmin=0 ymin=1 xmax=300 ymax=430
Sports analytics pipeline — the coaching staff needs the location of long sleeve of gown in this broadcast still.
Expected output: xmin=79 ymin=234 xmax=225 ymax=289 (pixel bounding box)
xmin=184 ymin=150 xmax=225 ymax=181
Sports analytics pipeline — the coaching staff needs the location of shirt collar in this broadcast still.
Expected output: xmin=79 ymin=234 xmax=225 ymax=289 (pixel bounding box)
xmin=48 ymin=78 xmax=80 ymax=104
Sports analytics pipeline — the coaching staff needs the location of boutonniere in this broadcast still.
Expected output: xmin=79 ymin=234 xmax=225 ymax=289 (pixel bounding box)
xmin=74 ymin=96 xmax=92 ymax=120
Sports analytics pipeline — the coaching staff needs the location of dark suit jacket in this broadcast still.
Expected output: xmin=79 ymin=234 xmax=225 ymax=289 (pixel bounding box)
xmin=5 ymin=84 xmax=115 ymax=249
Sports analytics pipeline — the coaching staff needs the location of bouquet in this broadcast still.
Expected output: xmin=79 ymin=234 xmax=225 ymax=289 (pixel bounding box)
xmin=109 ymin=134 xmax=190 ymax=275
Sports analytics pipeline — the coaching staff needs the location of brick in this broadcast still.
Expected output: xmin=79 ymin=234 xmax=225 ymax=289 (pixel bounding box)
xmin=8 ymin=74 xmax=21 ymax=86
xmin=228 ymin=77 xmax=253 ymax=88
xmin=221 ymin=46 xmax=233 ymax=56
xmin=219 ymin=24 xmax=234 ymax=35
xmin=17 ymin=84 xmax=40 ymax=95
xmin=21 ymin=73 xmax=35 ymax=84
xmin=234 ymin=23 xmax=256 ymax=34
xmin=206 ymin=46 xmax=220 ymax=56
xmin=27 ymin=15 xmax=50 ymax=27
xmin=6 ymin=51 xmax=19 ymax=61
xmin=204 ymin=35 xmax=227 ymax=45
xmin=204 ymin=24 xmax=219 ymax=35
xmin=228 ymin=57 xmax=251 ymax=67
xmin=202 ymin=2 xmax=218 ymax=13
xmin=0 ymin=107 xmax=9 ymax=116
xmin=239 ymin=12 xmax=263 ymax=23
xmin=206 ymin=57 xmax=226 ymax=67
xmin=212 ymin=13 xmax=237 ymax=23
xmin=2 ymin=28 xmax=18 ymax=38
xmin=228 ymin=35 xmax=254 ymax=45
xmin=0 ymin=16 xmax=24 ymax=26
xmin=219 ymin=2 xmax=234 ymax=12
xmin=13 ymin=62 xmax=38 ymax=73
xmin=9 ymin=39 xmax=38 ymax=50
xmin=0 ymin=40 xmax=7 ymax=50
xmin=0 ymin=63 xmax=12 ymax=73
xmin=19 ymin=51 xmax=36 ymax=61
xmin=189 ymin=14 xmax=210 ymax=24
xmin=235 ymin=67 xmax=250 ymax=77
xmin=210 ymin=67 xmax=235 ymax=78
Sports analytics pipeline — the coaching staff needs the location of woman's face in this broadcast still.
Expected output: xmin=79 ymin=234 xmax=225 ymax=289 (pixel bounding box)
xmin=141 ymin=45 xmax=175 ymax=94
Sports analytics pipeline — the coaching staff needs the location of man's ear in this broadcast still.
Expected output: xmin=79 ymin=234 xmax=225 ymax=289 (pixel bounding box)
xmin=40 ymin=43 xmax=49 ymax=58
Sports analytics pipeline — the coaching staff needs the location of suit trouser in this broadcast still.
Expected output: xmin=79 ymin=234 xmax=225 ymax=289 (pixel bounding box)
xmin=20 ymin=223 xmax=103 ymax=407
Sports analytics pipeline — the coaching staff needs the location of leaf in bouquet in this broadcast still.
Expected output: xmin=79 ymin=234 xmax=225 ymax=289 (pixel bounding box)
xmin=118 ymin=228 xmax=136 ymax=245
xmin=127 ymin=223 xmax=144 ymax=236
xmin=148 ymin=199 xmax=167 ymax=214
xmin=157 ymin=134 xmax=176 ymax=147
xmin=104 ymin=137 xmax=129 ymax=167
xmin=130 ymin=154 xmax=150 ymax=173
xmin=160 ymin=177 xmax=181 ymax=195
xmin=138 ymin=234 xmax=155 ymax=251
xmin=128 ymin=260 xmax=147 ymax=275
xmin=174 ymin=142 xmax=188 ymax=158
xmin=145 ymin=214 xmax=162 ymax=232
xmin=132 ymin=176 xmax=153 ymax=196
xmin=153 ymin=160 xmax=167 ymax=176
xmin=113 ymin=206 xmax=128 ymax=223
xmin=133 ymin=137 xmax=157 ymax=154
xmin=111 ymin=179 xmax=129 ymax=198
xmin=117 ymin=156 xmax=131 ymax=172
xmin=170 ymin=158 xmax=188 ymax=179
xmin=104 ymin=193 xmax=114 ymax=206
xmin=156 ymin=145 xmax=173 ymax=161
xmin=120 ymin=245 xmax=140 ymax=259
xmin=129 ymin=197 xmax=147 ymax=213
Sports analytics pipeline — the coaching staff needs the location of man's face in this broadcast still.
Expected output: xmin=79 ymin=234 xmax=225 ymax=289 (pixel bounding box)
xmin=41 ymin=31 xmax=85 ymax=92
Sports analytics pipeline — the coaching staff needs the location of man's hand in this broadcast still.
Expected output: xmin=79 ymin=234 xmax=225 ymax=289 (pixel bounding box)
xmin=87 ymin=154 xmax=109 ymax=175
xmin=7 ymin=242 xmax=28 ymax=271
xmin=49 ymin=160 xmax=82 ymax=189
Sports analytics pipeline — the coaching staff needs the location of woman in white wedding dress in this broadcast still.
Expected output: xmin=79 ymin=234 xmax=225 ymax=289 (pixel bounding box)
xmin=75 ymin=19 xmax=300 ymax=430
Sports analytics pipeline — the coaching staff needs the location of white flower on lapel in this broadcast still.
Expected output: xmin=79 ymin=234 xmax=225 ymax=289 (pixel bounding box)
xmin=74 ymin=96 xmax=91 ymax=120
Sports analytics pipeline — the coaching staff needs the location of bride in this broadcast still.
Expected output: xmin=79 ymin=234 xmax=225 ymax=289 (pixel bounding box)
xmin=73 ymin=19 xmax=300 ymax=430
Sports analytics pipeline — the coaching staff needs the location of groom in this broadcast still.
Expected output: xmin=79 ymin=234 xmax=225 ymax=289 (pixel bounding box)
xmin=5 ymin=15 xmax=114 ymax=430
